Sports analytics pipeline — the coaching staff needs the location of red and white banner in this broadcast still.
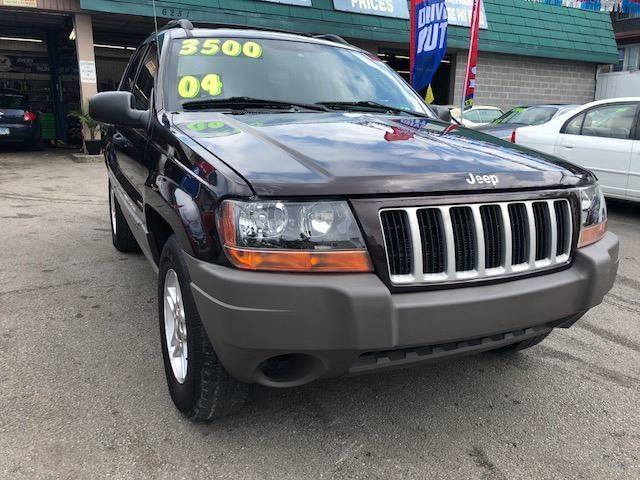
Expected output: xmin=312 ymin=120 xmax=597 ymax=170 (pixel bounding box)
xmin=461 ymin=0 xmax=482 ymax=111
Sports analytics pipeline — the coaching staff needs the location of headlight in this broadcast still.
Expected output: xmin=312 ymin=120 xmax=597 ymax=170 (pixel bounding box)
xmin=578 ymin=183 xmax=607 ymax=248
xmin=219 ymin=199 xmax=373 ymax=272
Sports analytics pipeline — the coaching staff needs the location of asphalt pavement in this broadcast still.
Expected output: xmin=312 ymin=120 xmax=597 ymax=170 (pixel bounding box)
xmin=0 ymin=149 xmax=638 ymax=479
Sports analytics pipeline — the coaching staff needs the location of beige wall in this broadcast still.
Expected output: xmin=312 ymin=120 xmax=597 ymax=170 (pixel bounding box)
xmin=452 ymin=51 xmax=597 ymax=110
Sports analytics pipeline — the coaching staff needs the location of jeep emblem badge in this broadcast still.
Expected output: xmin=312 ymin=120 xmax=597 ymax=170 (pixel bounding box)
xmin=466 ymin=173 xmax=500 ymax=186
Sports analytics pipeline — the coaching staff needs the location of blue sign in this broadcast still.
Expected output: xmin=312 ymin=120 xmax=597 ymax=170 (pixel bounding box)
xmin=623 ymin=0 xmax=640 ymax=13
xmin=332 ymin=0 xmax=409 ymax=19
xmin=411 ymin=0 xmax=448 ymax=93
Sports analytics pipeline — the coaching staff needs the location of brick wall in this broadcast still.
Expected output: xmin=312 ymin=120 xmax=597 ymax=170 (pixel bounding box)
xmin=452 ymin=51 xmax=597 ymax=110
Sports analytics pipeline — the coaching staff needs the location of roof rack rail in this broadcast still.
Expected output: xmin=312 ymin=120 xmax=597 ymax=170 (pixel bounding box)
xmin=313 ymin=34 xmax=350 ymax=46
xmin=155 ymin=21 xmax=352 ymax=47
xmin=186 ymin=22 xmax=310 ymax=37
xmin=159 ymin=19 xmax=194 ymax=33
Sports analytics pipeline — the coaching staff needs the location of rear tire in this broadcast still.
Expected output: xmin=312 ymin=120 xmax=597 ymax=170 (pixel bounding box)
xmin=109 ymin=181 xmax=139 ymax=253
xmin=492 ymin=333 xmax=550 ymax=353
xmin=158 ymin=236 xmax=249 ymax=422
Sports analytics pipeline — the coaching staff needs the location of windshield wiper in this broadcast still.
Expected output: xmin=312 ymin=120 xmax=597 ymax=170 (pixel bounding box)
xmin=181 ymin=97 xmax=329 ymax=112
xmin=316 ymin=101 xmax=430 ymax=117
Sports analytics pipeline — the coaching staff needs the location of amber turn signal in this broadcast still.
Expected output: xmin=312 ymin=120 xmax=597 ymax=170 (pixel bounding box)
xmin=223 ymin=246 xmax=373 ymax=272
xmin=578 ymin=221 xmax=607 ymax=248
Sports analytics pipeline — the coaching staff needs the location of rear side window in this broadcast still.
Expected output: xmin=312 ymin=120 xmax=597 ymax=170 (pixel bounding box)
xmin=564 ymin=114 xmax=584 ymax=135
xmin=564 ymin=104 xmax=637 ymax=139
xmin=494 ymin=106 xmax=557 ymax=125
xmin=479 ymin=109 xmax=502 ymax=123
xmin=462 ymin=110 xmax=483 ymax=123
xmin=132 ymin=45 xmax=158 ymax=110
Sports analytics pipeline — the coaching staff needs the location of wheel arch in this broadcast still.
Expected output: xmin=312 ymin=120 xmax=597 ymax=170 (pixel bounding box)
xmin=145 ymin=205 xmax=180 ymax=265
xmin=144 ymin=180 xmax=221 ymax=266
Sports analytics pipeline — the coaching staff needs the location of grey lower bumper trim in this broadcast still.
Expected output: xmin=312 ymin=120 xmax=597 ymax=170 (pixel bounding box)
xmin=185 ymin=232 xmax=619 ymax=385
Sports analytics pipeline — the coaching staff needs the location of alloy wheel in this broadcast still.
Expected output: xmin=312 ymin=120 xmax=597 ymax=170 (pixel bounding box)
xmin=163 ymin=269 xmax=188 ymax=384
xmin=109 ymin=185 xmax=117 ymax=235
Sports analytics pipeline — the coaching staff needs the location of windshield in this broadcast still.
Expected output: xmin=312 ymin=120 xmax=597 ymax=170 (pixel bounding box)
xmin=0 ymin=94 xmax=26 ymax=109
xmin=165 ymin=37 xmax=429 ymax=114
xmin=493 ymin=106 xmax=559 ymax=126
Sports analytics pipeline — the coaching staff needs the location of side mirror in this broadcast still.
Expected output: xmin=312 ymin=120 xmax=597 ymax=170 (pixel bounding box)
xmin=430 ymin=105 xmax=452 ymax=123
xmin=89 ymin=91 xmax=149 ymax=128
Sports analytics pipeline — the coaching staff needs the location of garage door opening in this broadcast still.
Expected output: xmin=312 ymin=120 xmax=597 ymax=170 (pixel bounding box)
xmin=378 ymin=49 xmax=454 ymax=106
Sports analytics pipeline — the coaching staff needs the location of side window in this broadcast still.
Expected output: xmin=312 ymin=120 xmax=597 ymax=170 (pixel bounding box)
xmin=463 ymin=110 xmax=483 ymax=123
xmin=479 ymin=110 xmax=502 ymax=123
xmin=564 ymin=114 xmax=584 ymax=135
xmin=132 ymin=45 xmax=158 ymax=111
xmin=581 ymin=104 xmax=636 ymax=140
xmin=119 ymin=47 xmax=145 ymax=92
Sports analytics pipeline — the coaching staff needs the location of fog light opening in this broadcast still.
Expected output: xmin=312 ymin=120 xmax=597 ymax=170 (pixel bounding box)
xmin=257 ymin=354 xmax=324 ymax=387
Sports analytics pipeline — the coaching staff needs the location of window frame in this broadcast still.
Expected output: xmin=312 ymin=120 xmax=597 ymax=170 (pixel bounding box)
xmin=131 ymin=43 xmax=158 ymax=111
xmin=560 ymin=102 xmax=640 ymax=140
xmin=627 ymin=45 xmax=640 ymax=71
xmin=119 ymin=45 xmax=149 ymax=93
xmin=613 ymin=48 xmax=626 ymax=72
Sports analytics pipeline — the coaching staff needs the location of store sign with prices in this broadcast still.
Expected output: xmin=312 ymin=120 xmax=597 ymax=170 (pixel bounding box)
xmin=262 ymin=0 xmax=312 ymax=5
xmin=333 ymin=0 xmax=410 ymax=19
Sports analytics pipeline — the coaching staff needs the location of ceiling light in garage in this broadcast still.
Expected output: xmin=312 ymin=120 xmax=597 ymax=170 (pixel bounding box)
xmin=0 ymin=36 xmax=42 ymax=43
xmin=94 ymin=43 xmax=136 ymax=51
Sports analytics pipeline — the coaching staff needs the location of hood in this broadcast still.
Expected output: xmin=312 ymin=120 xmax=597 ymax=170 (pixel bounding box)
xmin=175 ymin=112 xmax=590 ymax=197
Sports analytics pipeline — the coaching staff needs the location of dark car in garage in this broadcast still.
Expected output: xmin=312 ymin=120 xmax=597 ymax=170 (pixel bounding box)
xmin=0 ymin=89 xmax=42 ymax=149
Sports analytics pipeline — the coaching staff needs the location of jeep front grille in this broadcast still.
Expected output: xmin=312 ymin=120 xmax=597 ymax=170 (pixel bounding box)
xmin=379 ymin=199 xmax=572 ymax=285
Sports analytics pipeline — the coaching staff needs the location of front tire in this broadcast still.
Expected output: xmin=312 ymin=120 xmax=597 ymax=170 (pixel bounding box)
xmin=492 ymin=333 xmax=550 ymax=353
xmin=158 ymin=236 xmax=248 ymax=422
xmin=108 ymin=181 xmax=139 ymax=253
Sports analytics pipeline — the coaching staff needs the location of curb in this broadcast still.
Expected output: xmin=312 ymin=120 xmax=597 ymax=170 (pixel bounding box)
xmin=70 ymin=153 xmax=103 ymax=163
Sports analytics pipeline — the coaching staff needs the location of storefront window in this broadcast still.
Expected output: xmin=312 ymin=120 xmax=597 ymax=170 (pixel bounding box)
xmin=626 ymin=46 xmax=639 ymax=71
xmin=613 ymin=48 xmax=625 ymax=72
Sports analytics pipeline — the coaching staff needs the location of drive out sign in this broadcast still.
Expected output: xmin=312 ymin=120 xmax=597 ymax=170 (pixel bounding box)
xmin=332 ymin=0 xmax=410 ymax=19
xmin=446 ymin=0 xmax=488 ymax=29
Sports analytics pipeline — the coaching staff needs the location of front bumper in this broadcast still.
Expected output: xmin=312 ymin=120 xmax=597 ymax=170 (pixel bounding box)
xmin=185 ymin=232 xmax=618 ymax=386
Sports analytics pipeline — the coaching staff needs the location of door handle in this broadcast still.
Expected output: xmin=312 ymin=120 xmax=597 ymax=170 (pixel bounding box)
xmin=562 ymin=144 xmax=575 ymax=149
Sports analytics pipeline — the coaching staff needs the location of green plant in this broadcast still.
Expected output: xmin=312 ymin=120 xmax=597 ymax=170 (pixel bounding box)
xmin=70 ymin=109 xmax=99 ymax=140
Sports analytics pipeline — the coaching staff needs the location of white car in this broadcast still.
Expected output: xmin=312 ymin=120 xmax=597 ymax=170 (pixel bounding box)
xmin=449 ymin=106 xmax=503 ymax=128
xmin=514 ymin=97 xmax=640 ymax=202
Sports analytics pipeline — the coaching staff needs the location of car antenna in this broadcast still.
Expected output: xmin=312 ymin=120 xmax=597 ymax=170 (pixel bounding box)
xmin=151 ymin=0 xmax=161 ymax=58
